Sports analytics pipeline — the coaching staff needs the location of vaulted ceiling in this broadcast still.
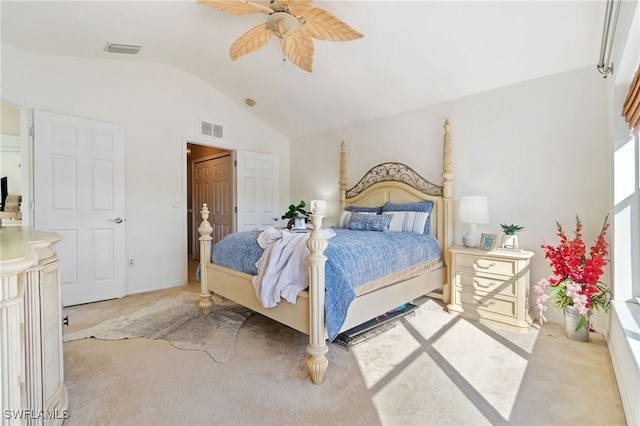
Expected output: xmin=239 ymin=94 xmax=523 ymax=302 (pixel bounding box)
xmin=1 ymin=1 xmax=606 ymax=139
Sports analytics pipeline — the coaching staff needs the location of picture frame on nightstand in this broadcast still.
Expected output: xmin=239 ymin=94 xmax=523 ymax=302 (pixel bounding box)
xmin=479 ymin=233 xmax=498 ymax=250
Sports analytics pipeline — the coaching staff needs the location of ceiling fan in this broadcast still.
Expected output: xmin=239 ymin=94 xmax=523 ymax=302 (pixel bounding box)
xmin=198 ymin=0 xmax=363 ymax=72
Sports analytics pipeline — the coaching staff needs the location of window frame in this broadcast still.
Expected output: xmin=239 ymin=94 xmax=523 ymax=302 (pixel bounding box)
xmin=613 ymin=132 xmax=640 ymax=302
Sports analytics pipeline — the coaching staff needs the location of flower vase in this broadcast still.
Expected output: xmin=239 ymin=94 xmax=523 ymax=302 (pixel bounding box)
xmin=564 ymin=305 xmax=589 ymax=342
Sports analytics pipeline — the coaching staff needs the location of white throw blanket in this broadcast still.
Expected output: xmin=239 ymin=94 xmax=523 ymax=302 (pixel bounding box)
xmin=252 ymin=227 xmax=336 ymax=308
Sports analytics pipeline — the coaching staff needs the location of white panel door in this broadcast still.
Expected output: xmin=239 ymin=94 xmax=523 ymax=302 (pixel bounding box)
xmin=34 ymin=110 xmax=125 ymax=306
xmin=236 ymin=151 xmax=279 ymax=231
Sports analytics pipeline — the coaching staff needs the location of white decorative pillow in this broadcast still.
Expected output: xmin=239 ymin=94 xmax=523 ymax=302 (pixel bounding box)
xmin=337 ymin=211 xmax=352 ymax=228
xmin=382 ymin=211 xmax=430 ymax=234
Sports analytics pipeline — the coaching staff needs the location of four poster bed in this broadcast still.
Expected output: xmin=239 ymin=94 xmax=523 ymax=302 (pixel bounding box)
xmin=197 ymin=120 xmax=454 ymax=384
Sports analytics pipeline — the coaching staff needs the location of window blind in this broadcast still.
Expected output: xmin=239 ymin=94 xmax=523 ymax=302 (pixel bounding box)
xmin=622 ymin=65 xmax=640 ymax=134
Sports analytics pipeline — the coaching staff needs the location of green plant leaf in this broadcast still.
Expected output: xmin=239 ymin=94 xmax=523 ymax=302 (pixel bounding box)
xmin=548 ymin=281 xmax=566 ymax=298
xmin=575 ymin=315 xmax=587 ymax=332
xmin=500 ymin=223 xmax=524 ymax=234
xmin=281 ymin=200 xmax=310 ymax=220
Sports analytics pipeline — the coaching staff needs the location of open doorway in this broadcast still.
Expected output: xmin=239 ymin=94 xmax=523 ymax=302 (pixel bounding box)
xmin=186 ymin=143 xmax=234 ymax=257
xmin=186 ymin=143 xmax=234 ymax=282
xmin=1 ymin=102 xmax=32 ymax=227
xmin=185 ymin=143 xmax=280 ymax=283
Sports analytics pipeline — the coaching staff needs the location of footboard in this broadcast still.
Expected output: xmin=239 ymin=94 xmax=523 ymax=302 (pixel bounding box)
xmin=198 ymin=203 xmax=330 ymax=384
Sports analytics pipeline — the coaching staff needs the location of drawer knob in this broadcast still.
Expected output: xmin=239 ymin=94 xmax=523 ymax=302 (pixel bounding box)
xmin=474 ymin=260 xmax=496 ymax=270
xmin=474 ymin=279 xmax=495 ymax=288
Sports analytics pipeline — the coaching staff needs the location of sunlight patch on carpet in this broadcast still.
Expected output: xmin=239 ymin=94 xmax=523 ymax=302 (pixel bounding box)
xmin=63 ymin=292 xmax=252 ymax=362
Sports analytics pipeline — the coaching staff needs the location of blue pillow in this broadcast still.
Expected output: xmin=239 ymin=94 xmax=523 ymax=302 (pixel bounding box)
xmin=382 ymin=201 xmax=434 ymax=234
xmin=346 ymin=205 xmax=384 ymax=214
xmin=347 ymin=213 xmax=393 ymax=232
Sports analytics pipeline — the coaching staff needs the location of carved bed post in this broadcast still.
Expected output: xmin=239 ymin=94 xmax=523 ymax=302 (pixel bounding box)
xmin=305 ymin=204 xmax=329 ymax=384
xmin=441 ymin=120 xmax=454 ymax=305
xmin=198 ymin=203 xmax=214 ymax=315
xmin=339 ymin=141 xmax=347 ymax=211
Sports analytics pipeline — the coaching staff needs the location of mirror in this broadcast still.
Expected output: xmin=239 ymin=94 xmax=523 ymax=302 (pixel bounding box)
xmin=0 ymin=103 xmax=24 ymax=224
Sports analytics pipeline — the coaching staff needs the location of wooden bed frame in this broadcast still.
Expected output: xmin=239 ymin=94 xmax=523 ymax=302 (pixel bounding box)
xmin=198 ymin=120 xmax=454 ymax=384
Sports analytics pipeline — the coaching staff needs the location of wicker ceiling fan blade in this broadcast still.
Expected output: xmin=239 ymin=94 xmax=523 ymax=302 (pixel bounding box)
xmin=198 ymin=0 xmax=363 ymax=72
xmin=303 ymin=7 xmax=363 ymax=41
xmin=277 ymin=0 xmax=313 ymax=16
xmin=281 ymin=32 xmax=314 ymax=72
xmin=197 ymin=0 xmax=274 ymax=15
xmin=230 ymin=24 xmax=273 ymax=60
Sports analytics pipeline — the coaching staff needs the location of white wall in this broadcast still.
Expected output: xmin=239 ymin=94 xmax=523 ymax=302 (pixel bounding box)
xmin=290 ymin=65 xmax=610 ymax=329
xmin=1 ymin=44 xmax=290 ymax=294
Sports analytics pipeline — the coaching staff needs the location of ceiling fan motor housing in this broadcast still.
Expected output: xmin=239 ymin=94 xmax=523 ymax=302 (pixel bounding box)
xmin=266 ymin=12 xmax=300 ymax=38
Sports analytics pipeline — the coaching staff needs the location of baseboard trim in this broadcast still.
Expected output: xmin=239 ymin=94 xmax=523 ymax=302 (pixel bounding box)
xmin=125 ymin=281 xmax=184 ymax=296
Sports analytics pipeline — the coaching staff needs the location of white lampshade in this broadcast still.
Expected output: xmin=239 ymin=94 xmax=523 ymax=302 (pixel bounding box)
xmin=458 ymin=196 xmax=489 ymax=224
xmin=309 ymin=200 xmax=327 ymax=216
xmin=458 ymin=196 xmax=489 ymax=247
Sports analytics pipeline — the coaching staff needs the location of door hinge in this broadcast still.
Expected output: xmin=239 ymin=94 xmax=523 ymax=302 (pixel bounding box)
xmin=234 ymin=159 xmax=237 ymax=167
xmin=30 ymin=200 xmax=35 ymax=211
xmin=235 ymin=206 xmax=237 ymax=213
xmin=29 ymin=126 xmax=34 ymax=137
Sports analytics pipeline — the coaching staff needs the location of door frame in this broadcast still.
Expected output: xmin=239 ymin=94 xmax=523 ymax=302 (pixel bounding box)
xmin=182 ymin=135 xmax=236 ymax=283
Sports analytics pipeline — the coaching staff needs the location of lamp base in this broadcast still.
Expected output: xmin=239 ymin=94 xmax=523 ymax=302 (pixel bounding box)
xmin=463 ymin=224 xmax=480 ymax=248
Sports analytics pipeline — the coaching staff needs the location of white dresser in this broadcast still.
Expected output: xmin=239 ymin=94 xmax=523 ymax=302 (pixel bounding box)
xmin=447 ymin=246 xmax=535 ymax=333
xmin=0 ymin=227 xmax=68 ymax=425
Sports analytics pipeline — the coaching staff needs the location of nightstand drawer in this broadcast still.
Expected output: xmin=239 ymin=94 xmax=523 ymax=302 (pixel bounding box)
xmin=457 ymin=290 xmax=516 ymax=317
xmin=455 ymin=254 xmax=517 ymax=276
xmin=457 ymin=273 xmax=517 ymax=297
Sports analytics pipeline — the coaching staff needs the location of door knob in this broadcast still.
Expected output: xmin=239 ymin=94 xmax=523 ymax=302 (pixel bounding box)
xmin=110 ymin=217 xmax=124 ymax=223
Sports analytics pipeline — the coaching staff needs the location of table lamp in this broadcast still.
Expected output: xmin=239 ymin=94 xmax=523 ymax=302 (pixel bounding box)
xmin=458 ymin=196 xmax=489 ymax=247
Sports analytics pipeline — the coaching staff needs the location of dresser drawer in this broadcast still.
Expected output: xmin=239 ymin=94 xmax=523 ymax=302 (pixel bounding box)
xmin=457 ymin=290 xmax=517 ymax=317
xmin=457 ymin=272 xmax=517 ymax=297
xmin=455 ymin=254 xmax=517 ymax=276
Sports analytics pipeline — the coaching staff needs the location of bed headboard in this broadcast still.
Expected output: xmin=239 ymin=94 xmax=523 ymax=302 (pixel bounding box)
xmin=338 ymin=120 xmax=454 ymax=255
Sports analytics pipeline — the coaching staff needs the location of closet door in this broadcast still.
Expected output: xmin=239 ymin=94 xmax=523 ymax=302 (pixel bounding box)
xmin=193 ymin=154 xmax=232 ymax=259
xmin=235 ymin=151 xmax=279 ymax=232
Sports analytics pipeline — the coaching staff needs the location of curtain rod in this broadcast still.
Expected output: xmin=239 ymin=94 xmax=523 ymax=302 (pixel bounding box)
xmin=597 ymin=0 xmax=621 ymax=78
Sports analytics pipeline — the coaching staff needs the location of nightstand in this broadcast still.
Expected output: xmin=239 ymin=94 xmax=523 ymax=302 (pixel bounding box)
xmin=447 ymin=246 xmax=535 ymax=333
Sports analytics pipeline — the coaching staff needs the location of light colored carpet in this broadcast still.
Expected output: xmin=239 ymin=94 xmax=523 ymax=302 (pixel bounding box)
xmin=351 ymin=298 xmax=625 ymax=425
xmin=62 ymin=278 xmax=627 ymax=425
xmin=64 ymin=291 xmax=252 ymax=362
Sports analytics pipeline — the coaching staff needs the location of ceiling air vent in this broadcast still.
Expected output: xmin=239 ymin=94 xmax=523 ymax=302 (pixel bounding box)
xmin=201 ymin=120 xmax=223 ymax=139
xmin=105 ymin=43 xmax=142 ymax=55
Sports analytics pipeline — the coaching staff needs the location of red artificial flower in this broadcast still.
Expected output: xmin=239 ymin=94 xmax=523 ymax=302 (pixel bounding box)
xmin=540 ymin=215 xmax=611 ymax=312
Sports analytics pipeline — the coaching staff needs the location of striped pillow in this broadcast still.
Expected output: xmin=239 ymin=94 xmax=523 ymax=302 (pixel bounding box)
xmin=382 ymin=211 xmax=430 ymax=234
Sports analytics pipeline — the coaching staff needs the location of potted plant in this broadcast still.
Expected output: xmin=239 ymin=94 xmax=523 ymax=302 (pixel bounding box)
xmin=278 ymin=200 xmax=309 ymax=229
xmin=500 ymin=223 xmax=524 ymax=249
xmin=533 ymin=215 xmax=611 ymax=342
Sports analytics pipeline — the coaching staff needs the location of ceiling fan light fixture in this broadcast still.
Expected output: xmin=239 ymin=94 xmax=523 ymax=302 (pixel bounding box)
xmin=105 ymin=43 xmax=142 ymax=55
xmin=198 ymin=0 xmax=363 ymax=72
xmin=266 ymin=12 xmax=299 ymax=38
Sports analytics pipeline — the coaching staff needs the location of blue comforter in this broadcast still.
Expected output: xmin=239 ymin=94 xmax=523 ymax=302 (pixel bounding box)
xmin=211 ymin=228 xmax=441 ymax=340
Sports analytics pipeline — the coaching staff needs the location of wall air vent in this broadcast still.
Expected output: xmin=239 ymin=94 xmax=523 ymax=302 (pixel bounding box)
xmin=105 ymin=43 xmax=142 ymax=55
xmin=201 ymin=120 xmax=223 ymax=139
